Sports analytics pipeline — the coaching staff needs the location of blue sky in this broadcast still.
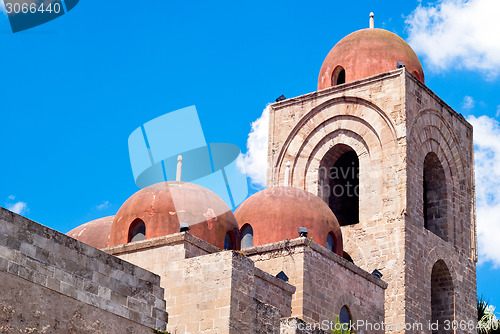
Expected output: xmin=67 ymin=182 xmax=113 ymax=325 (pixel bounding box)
xmin=1 ymin=0 xmax=499 ymax=313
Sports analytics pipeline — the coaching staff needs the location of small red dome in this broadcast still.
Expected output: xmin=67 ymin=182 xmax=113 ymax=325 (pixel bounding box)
xmin=318 ymin=28 xmax=424 ymax=90
xmin=234 ymin=187 xmax=343 ymax=256
xmin=109 ymin=182 xmax=240 ymax=250
xmin=66 ymin=216 xmax=114 ymax=249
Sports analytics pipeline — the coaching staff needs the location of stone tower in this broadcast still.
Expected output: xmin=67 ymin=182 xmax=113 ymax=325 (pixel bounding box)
xmin=267 ymin=23 xmax=477 ymax=333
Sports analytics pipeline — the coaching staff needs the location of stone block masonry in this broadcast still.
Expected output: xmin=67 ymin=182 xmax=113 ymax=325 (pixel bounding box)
xmin=0 ymin=206 xmax=168 ymax=332
xmin=106 ymin=232 xmax=296 ymax=334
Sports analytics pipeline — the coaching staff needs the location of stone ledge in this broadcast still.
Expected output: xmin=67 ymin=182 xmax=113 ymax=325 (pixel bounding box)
xmin=271 ymin=68 xmax=404 ymax=110
xmin=103 ymin=231 xmax=221 ymax=255
xmin=243 ymin=237 xmax=388 ymax=289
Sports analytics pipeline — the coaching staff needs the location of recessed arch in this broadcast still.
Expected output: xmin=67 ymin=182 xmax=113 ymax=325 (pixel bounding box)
xmin=339 ymin=305 xmax=352 ymax=327
xmin=224 ymin=231 xmax=235 ymax=250
xmin=326 ymin=232 xmax=336 ymax=252
xmin=431 ymin=260 xmax=454 ymax=333
xmin=128 ymin=218 xmax=145 ymax=243
xmin=240 ymin=224 xmax=253 ymax=249
xmin=319 ymin=144 xmax=359 ymax=226
xmin=332 ymin=66 xmax=346 ymax=86
xmin=424 ymin=152 xmax=448 ymax=241
xmin=274 ymin=96 xmax=398 ymax=171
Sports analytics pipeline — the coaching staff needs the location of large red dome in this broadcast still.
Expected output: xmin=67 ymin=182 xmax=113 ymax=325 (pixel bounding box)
xmin=109 ymin=182 xmax=240 ymax=250
xmin=234 ymin=187 xmax=343 ymax=256
xmin=318 ymin=28 xmax=424 ymax=90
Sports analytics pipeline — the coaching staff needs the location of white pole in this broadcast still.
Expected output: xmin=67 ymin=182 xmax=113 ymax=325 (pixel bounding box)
xmin=369 ymin=12 xmax=375 ymax=29
xmin=176 ymin=155 xmax=183 ymax=181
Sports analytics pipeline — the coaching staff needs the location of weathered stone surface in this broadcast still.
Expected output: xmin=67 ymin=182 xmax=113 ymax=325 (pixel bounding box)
xmin=0 ymin=206 xmax=168 ymax=331
xmin=109 ymin=234 xmax=295 ymax=334
xmin=268 ymin=68 xmax=476 ymax=333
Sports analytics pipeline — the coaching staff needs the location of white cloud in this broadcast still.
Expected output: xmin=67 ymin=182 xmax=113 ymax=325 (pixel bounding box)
xmin=496 ymin=105 xmax=500 ymax=118
xmin=7 ymin=195 xmax=15 ymax=200
xmin=406 ymin=0 xmax=500 ymax=77
xmin=468 ymin=115 xmax=500 ymax=267
xmin=462 ymin=96 xmax=475 ymax=110
xmin=6 ymin=201 xmax=28 ymax=215
xmin=237 ymin=106 xmax=270 ymax=188
xmin=96 ymin=201 xmax=109 ymax=211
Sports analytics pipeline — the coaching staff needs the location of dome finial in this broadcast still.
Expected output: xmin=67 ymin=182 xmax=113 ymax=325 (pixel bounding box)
xmin=176 ymin=155 xmax=183 ymax=181
xmin=369 ymin=12 xmax=374 ymax=29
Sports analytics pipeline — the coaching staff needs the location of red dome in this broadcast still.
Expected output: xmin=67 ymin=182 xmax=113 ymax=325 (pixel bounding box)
xmin=318 ymin=28 xmax=424 ymax=90
xmin=234 ymin=187 xmax=343 ymax=256
xmin=66 ymin=216 xmax=114 ymax=249
xmin=109 ymin=182 xmax=240 ymax=250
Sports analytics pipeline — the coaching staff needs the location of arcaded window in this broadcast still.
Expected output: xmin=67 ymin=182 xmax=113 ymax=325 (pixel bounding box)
xmin=320 ymin=144 xmax=359 ymax=226
xmin=241 ymin=224 xmax=253 ymax=249
xmin=326 ymin=232 xmax=335 ymax=252
xmin=423 ymin=152 xmax=448 ymax=241
xmin=224 ymin=231 xmax=235 ymax=250
xmin=332 ymin=66 xmax=346 ymax=86
xmin=431 ymin=260 xmax=454 ymax=333
xmin=128 ymin=218 xmax=145 ymax=243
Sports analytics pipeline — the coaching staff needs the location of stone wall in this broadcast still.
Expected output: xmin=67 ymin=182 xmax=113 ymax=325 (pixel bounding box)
xmin=0 ymin=207 xmax=168 ymax=332
xmin=245 ymin=238 xmax=387 ymax=334
xmin=268 ymin=69 xmax=408 ymax=331
xmin=404 ymin=72 xmax=477 ymax=332
xmin=267 ymin=68 xmax=477 ymax=333
xmin=106 ymin=233 xmax=295 ymax=334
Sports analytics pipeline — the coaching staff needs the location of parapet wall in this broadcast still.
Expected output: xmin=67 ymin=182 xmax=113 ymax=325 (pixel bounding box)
xmin=106 ymin=232 xmax=296 ymax=334
xmin=245 ymin=238 xmax=386 ymax=333
xmin=0 ymin=207 xmax=168 ymax=332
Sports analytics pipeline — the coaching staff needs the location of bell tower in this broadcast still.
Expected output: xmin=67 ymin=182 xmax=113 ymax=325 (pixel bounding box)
xmin=267 ymin=17 xmax=477 ymax=333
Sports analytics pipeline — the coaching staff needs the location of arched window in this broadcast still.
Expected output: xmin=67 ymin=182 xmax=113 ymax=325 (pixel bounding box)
xmin=423 ymin=152 xmax=448 ymax=241
xmin=241 ymin=224 xmax=253 ymax=249
xmin=326 ymin=232 xmax=335 ymax=252
xmin=224 ymin=231 xmax=235 ymax=250
xmin=128 ymin=218 xmax=145 ymax=243
xmin=431 ymin=260 xmax=454 ymax=333
xmin=339 ymin=305 xmax=352 ymax=327
xmin=332 ymin=66 xmax=346 ymax=86
xmin=320 ymin=144 xmax=359 ymax=226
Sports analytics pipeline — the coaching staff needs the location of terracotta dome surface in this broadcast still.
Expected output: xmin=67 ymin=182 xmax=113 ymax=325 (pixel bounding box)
xmin=66 ymin=216 xmax=114 ymax=249
xmin=318 ymin=28 xmax=424 ymax=90
xmin=109 ymin=181 xmax=240 ymax=249
xmin=234 ymin=186 xmax=343 ymax=256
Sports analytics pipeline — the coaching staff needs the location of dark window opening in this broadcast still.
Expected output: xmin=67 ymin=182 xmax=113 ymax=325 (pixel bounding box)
xmin=326 ymin=232 xmax=335 ymax=252
xmin=241 ymin=224 xmax=253 ymax=249
xmin=128 ymin=218 xmax=145 ymax=243
xmin=336 ymin=69 xmax=345 ymax=84
xmin=329 ymin=150 xmax=359 ymax=226
xmin=431 ymin=260 xmax=454 ymax=333
xmin=332 ymin=66 xmax=346 ymax=86
xmin=423 ymin=152 xmax=448 ymax=241
xmin=339 ymin=305 xmax=352 ymax=326
xmin=224 ymin=232 xmax=235 ymax=250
